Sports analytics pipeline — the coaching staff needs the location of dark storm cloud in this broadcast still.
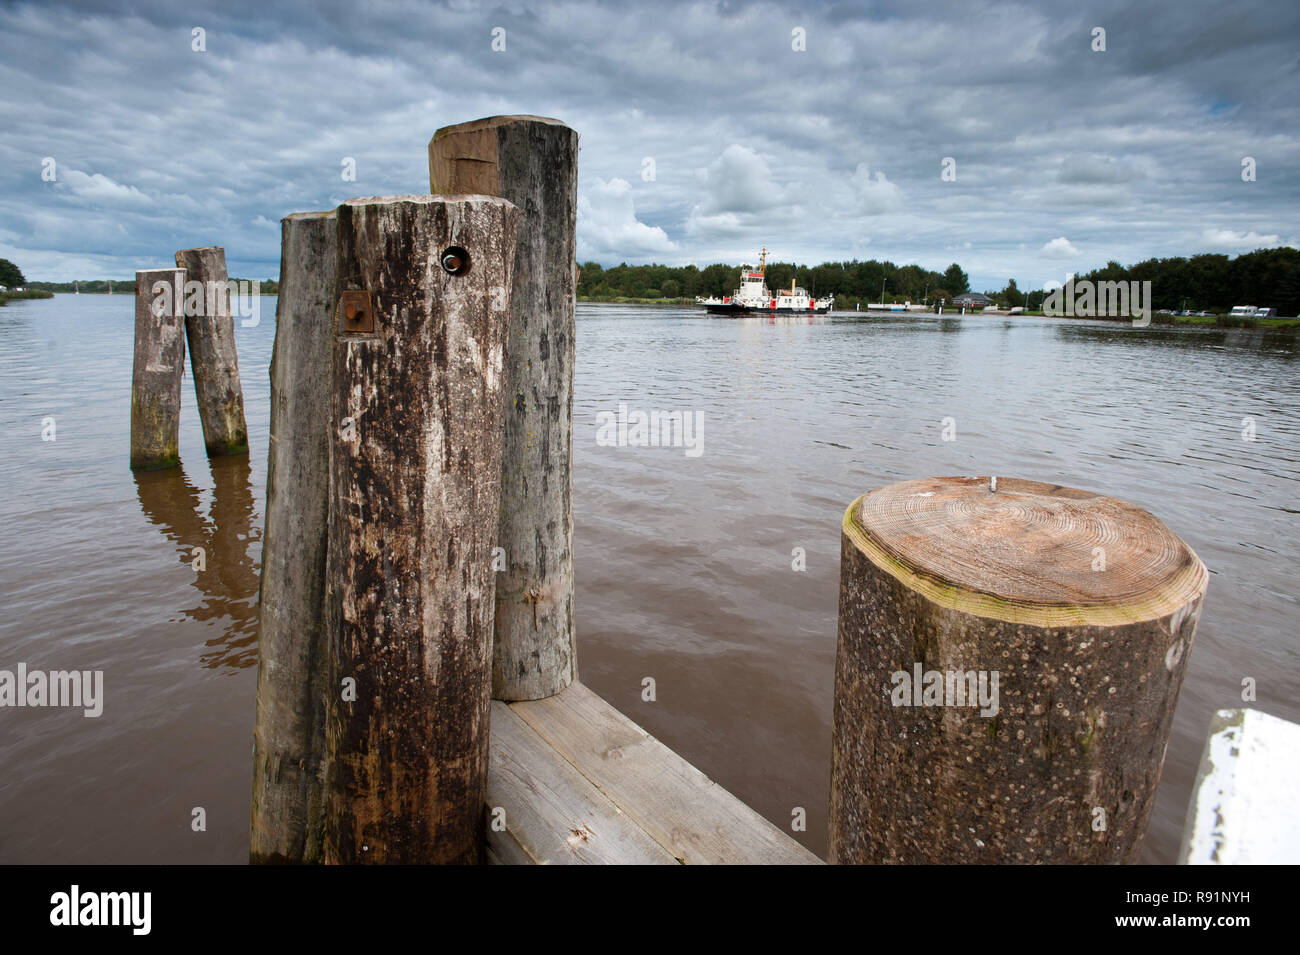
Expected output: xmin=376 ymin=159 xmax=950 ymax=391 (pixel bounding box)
xmin=1 ymin=0 xmax=1296 ymax=292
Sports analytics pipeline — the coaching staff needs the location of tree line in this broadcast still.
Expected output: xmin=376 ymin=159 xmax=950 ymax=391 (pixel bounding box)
xmin=580 ymin=246 xmax=1300 ymax=315
xmin=12 ymin=245 xmax=1300 ymax=315
xmin=23 ymin=276 xmax=281 ymax=294
xmin=579 ymin=259 xmax=971 ymax=305
xmin=1065 ymin=247 xmax=1300 ymax=314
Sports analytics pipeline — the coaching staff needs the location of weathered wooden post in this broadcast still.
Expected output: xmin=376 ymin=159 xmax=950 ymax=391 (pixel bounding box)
xmin=830 ymin=476 xmax=1208 ymax=864
xmin=174 ymin=246 xmax=250 ymax=457
xmin=429 ymin=115 xmax=579 ymax=701
xmin=130 ymin=268 xmax=187 ymax=470
xmin=251 ymin=213 xmax=336 ymax=864
xmin=252 ymin=196 xmax=519 ymax=864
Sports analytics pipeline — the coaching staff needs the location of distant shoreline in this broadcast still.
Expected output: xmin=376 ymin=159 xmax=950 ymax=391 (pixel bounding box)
xmin=12 ymin=292 xmax=1294 ymax=329
xmin=0 ymin=289 xmax=54 ymax=305
xmin=576 ymin=297 xmax=1299 ymax=328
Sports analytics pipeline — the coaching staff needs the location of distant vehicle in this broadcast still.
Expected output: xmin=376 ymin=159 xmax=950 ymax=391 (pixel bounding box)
xmin=1157 ymin=309 xmax=1173 ymax=314
xmin=1230 ymin=305 xmax=1274 ymax=318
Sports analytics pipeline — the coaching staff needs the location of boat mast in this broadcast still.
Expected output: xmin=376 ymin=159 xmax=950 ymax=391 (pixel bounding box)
xmin=759 ymin=246 xmax=768 ymax=276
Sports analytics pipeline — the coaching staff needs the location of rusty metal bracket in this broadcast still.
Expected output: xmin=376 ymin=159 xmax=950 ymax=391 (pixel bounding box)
xmin=339 ymin=289 xmax=374 ymax=334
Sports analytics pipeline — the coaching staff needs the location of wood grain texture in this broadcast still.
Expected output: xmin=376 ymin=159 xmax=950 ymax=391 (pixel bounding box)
xmin=486 ymin=699 xmax=679 ymax=864
xmin=251 ymin=212 xmax=336 ymax=864
xmin=129 ymin=268 xmax=187 ymax=470
xmin=174 ymin=246 xmax=249 ymax=456
xmin=429 ymin=116 xmax=579 ymax=701
xmin=508 ymin=681 xmax=823 ymax=864
xmin=321 ymin=195 xmax=518 ymax=864
xmin=845 ymin=476 xmax=1208 ymax=626
xmin=831 ymin=476 xmax=1208 ymax=864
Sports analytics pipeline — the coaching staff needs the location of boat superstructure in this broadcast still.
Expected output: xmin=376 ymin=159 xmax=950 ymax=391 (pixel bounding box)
xmin=696 ymin=247 xmax=831 ymax=315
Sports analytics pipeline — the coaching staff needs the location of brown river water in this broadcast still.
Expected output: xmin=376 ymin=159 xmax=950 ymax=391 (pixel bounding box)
xmin=1 ymin=296 xmax=1296 ymax=863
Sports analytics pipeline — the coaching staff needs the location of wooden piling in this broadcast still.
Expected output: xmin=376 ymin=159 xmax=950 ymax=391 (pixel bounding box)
xmin=252 ymin=196 xmax=519 ymax=864
xmin=324 ymin=195 xmax=518 ymax=863
xmin=829 ymin=476 xmax=1208 ymax=864
xmin=174 ymin=246 xmax=250 ymax=456
xmin=429 ymin=116 xmax=580 ymax=701
xmin=251 ymin=213 xmax=337 ymax=864
xmin=129 ymin=268 xmax=187 ymax=470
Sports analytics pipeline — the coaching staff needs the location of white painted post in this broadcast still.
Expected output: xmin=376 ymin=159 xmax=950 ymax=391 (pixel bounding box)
xmin=1181 ymin=708 xmax=1300 ymax=864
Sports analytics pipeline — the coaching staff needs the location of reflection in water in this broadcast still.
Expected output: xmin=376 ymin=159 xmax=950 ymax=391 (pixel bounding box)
xmin=133 ymin=455 xmax=261 ymax=669
xmin=1052 ymin=319 xmax=1299 ymax=356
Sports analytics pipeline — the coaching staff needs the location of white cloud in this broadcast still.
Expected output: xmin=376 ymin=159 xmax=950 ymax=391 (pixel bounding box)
xmin=1041 ymin=237 xmax=1080 ymax=258
xmin=577 ymin=178 xmax=676 ymax=260
xmin=1 ymin=0 xmax=1297 ymax=288
xmin=58 ymin=170 xmax=150 ymax=206
xmin=696 ymin=145 xmax=781 ymax=215
xmin=851 ymin=163 xmax=904 ymax=214
xmin=1200 ymin=228 xmax=1282 ymax=249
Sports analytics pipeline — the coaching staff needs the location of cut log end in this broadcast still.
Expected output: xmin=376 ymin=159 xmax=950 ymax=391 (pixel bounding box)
xmin=843 ymin=476 xmax=1208 ymax=627
xmin=430 ymin=114 xmax=569 ymax=143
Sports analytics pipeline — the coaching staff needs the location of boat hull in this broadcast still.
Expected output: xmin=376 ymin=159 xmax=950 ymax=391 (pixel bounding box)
xmin=703 ymin=302 xmax=832 ymax=315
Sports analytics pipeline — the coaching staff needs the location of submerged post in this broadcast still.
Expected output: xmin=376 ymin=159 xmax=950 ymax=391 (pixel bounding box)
xmin=429 ymin=115 xmax=579 ymax=701
xmin=174 ymin=246 xmax=250 ymax=456
xmin=252 ymin=195 xmax=519 ymax=864
xmin=130 ymin=268 xmax=187 ymax=470
xmin=830 ymin=476 xmax=1208 ymax=864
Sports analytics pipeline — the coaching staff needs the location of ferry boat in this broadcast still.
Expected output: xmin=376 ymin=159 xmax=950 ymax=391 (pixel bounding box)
xmin=695 ymin=247 xmax=831 ymax=315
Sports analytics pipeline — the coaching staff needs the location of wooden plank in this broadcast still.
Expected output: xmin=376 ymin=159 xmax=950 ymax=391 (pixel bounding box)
xmin=485 ymin=830 xmax=532 ymax=866
xmin=486 ymin=700 xmax=678 ymax=864
xmin=509 ymin=682 xmax=824 ymax=865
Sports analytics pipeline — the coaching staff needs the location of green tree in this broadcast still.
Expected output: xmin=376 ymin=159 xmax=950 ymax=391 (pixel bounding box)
xmin=943 ymin=263 xmax=969 ymax=296
xmin=578 ymin=261 xmax=603 ymax=296
xmin=700 ymin=263 xmax=735 ymax=297
xmin=660 ymin=278 xmax=680 ymax=299
xmin=1276 ymin=265 xmax=1300 ymax=318
xmin=681 ymin=265 xmax=702 ymax=298
xmin=1002 ymin=278 xmax=1024 ymax=307
xmin=0 ymin=258 xmax=25 ymax=288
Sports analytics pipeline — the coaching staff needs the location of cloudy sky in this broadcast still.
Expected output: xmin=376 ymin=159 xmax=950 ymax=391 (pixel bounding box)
xmin=2 ymin=0 xmax=1297 ymax=292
